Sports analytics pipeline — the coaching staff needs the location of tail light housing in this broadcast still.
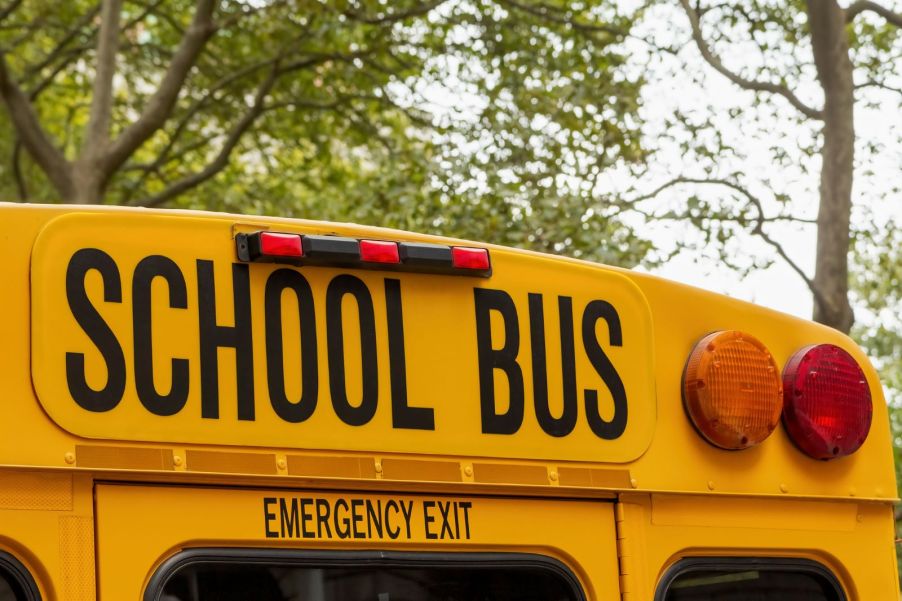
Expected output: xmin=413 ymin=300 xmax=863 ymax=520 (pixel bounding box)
xmin=682 ymin=330 xmax=783 ymax=450
xmin=782 ymin=344 xmax=872 ymax=460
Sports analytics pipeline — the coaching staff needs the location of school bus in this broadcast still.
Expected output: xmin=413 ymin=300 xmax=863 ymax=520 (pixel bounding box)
xmin=0 ymin=202 xmax=896 ymax=600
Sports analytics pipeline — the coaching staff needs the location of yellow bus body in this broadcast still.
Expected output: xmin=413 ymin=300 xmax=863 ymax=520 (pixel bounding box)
xmin=0 ymin=203 xmax=896 ymax=600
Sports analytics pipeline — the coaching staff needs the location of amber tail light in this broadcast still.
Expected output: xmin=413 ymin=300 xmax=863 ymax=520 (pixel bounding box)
xmin=682 ymin=330 xmax=783 ymax=450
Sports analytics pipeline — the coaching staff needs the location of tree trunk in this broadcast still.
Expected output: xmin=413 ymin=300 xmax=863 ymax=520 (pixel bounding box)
xmin=807 ymin=0 xmax=856 ymax=334
xmin=67 ymin=160 xmax=106 ymax=205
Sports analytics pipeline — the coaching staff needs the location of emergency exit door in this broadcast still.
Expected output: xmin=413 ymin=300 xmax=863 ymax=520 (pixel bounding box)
xmin=95 ymin=484 xmax=621 ymax=600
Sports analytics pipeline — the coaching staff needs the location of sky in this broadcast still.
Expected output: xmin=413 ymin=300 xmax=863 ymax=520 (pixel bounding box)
xmin=618 ymin=2 xmax=902 ymax=324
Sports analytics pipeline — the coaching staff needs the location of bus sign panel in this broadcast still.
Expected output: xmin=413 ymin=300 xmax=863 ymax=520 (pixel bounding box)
xmin=31 ymin=212 xmax=656 ymax=463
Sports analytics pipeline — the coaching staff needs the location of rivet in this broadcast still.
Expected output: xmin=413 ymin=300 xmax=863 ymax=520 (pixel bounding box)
xmin=779 ymin=483 xmax=788 ymax=493
xmin=374 ymin=461 xmax=383 ymax=473
xmin=277 ymin=459 xmax=287 ymax=470
xmin=707 ymin=480 xmax=715 ymax=491
xmin=630 ymin=478 xmax=638 ymax=489
xmin=856 ymin=514 xmax=864 ymax=523
xmin=463 ymin=465 xmax=474 ymax=477
xmin=64 ymin=452 xmax=75 ymax=465
xmin=173 ymin=455 xmax=183 ymax=466
xmin=849 ymin=488 xmax=856 ymax=497
xmin=549 ymin=470 xmax=558 ymax=482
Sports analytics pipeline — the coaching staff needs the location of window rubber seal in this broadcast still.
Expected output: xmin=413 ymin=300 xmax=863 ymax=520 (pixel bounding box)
xmin=654 ymin=556 xmax=846 ymax=601
xmin=144 ymin=548 xmax=587 ymax=601
xmin=0 ymin=551 xmax=42 ymax=601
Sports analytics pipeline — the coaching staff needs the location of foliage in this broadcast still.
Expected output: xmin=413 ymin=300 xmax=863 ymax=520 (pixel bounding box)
xmin=0 ymin=0 xmax=652 ymax=266
xmin=620 ymin=0 xmax=901 ymax=331
xmin=634 ymin=0 xmax=900 ymax=580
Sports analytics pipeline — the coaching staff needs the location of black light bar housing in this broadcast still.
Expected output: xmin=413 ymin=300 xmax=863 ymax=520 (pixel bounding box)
xmin=235 ymin=231 xmax=492 ymax=277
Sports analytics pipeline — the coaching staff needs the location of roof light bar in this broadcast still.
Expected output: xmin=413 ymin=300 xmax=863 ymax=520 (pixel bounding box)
xmin=235 ymin=232 xmax=492 ymax=277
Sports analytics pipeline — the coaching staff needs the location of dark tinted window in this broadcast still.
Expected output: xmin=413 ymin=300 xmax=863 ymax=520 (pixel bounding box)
xmin=154 ymin=552 xmax=582 ymax=601
xmin=659 ymin=560 xmax=843 ymax=601
xmin=0 ymin=554 xmax=39 ymax=601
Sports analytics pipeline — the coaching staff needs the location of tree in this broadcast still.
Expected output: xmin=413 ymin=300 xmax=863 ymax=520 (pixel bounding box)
xmin=0 ymin=0 xmax=653 ymax=266
xmin=623 ymin=0 xmax=900 ymax=576
xmin=628 ymin=0 xmax=901 ymax=334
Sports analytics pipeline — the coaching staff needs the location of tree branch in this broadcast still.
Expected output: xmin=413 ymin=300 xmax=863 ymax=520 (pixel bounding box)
xmin=139 ymin=56 xmax=282 ymax=165
xmin=103 ymin=0 xmax=217 ymax=178
xmin=21 ymin=3 xmax=100 ymax=84
xmin=342 ymin=0 xmax=448 ymax=25
xmin=0 ymin=0 xmax=22 ymax=24
xmin=132 ymin=64 xmax=279 ymax=208
xmin=845 ymin=0 xmax=902 ymax=27
xmin=84 ymin=0 xmax=122 ymax=154
xmin=11 ymin=139 xmax=28 ymax=201
xmin=0 ymin=53 xmax=72 ymax=197
xmin=627 ymin=177 xmax=828 ymax=307
xmin=24 ymin=0 xmax=160 ymax=101
xmin=26 ymin=45 xmax=93 ymax=99
xmin=497 ymin=0 xmax=625 ymax=36
xmin=854 ymin=79 xmax=902 ymax=95
xmin=215 ymin=0 xmax=287 ymax=30
xmin=678 ymin=0 xmax=824 ymax=120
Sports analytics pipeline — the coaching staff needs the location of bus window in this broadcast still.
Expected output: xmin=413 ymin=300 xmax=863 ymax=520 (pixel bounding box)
xmin=657 ymin=558 xmax=844 ymax=601
xmin=150 ymin=551 xmax=583 ymax=601
xmin=0 ymin=554 xmax=40 ymax=601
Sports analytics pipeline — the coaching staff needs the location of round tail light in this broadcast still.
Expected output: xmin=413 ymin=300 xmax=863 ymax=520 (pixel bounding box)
xmin=782 ymin=344 xmax=872 ymax=460
xmin=682 ymin=331 xmax=783 ymax=450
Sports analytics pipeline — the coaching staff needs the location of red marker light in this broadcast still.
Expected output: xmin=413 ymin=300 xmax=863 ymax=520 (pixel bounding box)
xmin=360 ymin=240 xmax=400 ymax=264
xmin=259 ymin=232 xmax=303 ymax=257
xmin=452 ymin=246 xmax=490 ymax=270
xmin=782 ymin=344 xmax=872 ymax=460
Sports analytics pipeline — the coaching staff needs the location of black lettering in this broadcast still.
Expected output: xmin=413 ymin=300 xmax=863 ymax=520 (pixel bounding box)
xmin=300 ymin=498 xmax=314 ymax=538
xmin=582 ymin=300 xmax=627 ymax=440
xmin=197 ymin=261 xmax=254 ymax=420
xmin=351 ymin=498 xmax=365 ymax=539
xmin=315 ymin=499 xmax=332 ymax=538
xmin=334 ymin=498 xmax=351 ymax=539
xmin=133 ymin=255 xmax=189 ymax=416
xmin=366 ymin=499 xmax=383 ymax=538
xmin=453 ymin=502 xmax=460 ymax=539
xmin=400 ymin=500 xmax=414 ymax=539
xmin=263 ymin=497 xmax=278 ymax=538
xmin=459 ymin=501 xmax=472 ymax=539
xmin=530 ymin=294 xmax=578 ymax=437
xmin=279 ymin=498 xmax=299 ymax=538
xmin=265 ymin=269 xmax=318 ymax=423
xmin=386 ymin=279 xmax=434 ymax=430
xmin=423 ymin=500 xmax=438 ymax=540
xmin=65 ymin=248 xmax=126 ymax=412
xmin=326 ymin=275 xmax=378 ymax=426
xmin=385 ymin=500 xmax=401 ymax=539
xmin=438 ymin=501 xmax=454 ymax=539
xmin=474 ymin=288 xmax=524 ymax=434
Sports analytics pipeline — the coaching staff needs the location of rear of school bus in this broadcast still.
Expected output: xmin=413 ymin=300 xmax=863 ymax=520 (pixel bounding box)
xmin=0 ymin=202 xmax=896 ymax=600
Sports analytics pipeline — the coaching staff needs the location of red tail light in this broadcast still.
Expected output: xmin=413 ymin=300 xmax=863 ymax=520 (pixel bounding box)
xmin=782 ymin=344 xmax=872 ymax=460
